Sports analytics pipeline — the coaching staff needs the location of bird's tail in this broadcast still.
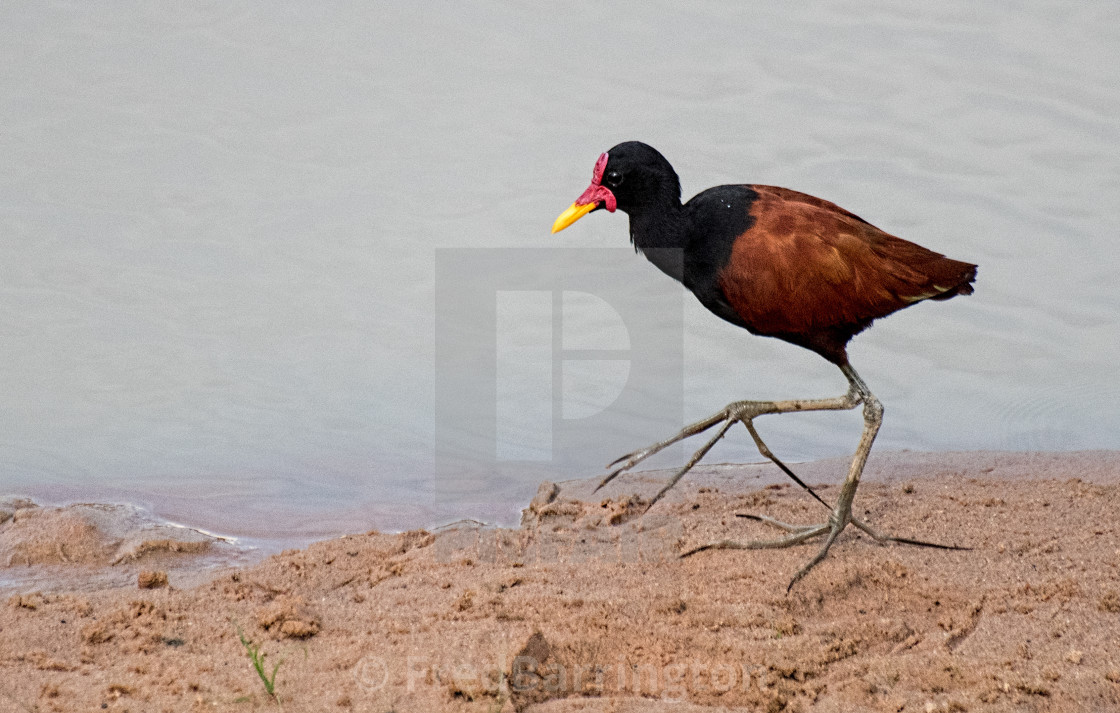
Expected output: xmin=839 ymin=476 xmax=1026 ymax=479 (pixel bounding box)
xmin=928 ymin=261 xmax=977 ymax=300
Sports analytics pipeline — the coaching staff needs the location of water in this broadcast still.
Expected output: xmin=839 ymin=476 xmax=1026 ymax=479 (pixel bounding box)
xmin=1 ymin=2 xmax=1117 ymax=542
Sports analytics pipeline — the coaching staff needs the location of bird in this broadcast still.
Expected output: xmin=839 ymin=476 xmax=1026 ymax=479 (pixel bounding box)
xmin=552 ymin=141 xmax=977 ymax=588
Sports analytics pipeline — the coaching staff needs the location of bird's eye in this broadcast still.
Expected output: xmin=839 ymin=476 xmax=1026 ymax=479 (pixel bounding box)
xmin=605 ymin=170 xmax=623 ymax=187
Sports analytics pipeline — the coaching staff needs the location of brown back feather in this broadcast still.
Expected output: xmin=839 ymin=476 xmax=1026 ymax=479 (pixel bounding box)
xmin=716 ymin=185 xmax=976 ymax=362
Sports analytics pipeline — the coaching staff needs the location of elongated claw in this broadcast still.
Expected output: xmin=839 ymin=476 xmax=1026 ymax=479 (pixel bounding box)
xmin=737 ymin=513 xmax=970 ymax=551
xmin=681 ymin=523 xmax=831 ymax=558
xmin=735 ymin=513 xmax=821 ymax=534
xmin=643 ymin=419 xmax=736 ymax=510
xmin=786 ymin=518 xmax=847 ymax=591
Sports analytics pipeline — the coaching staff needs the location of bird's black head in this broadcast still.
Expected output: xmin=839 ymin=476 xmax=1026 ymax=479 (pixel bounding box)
xmin=600 ymin=141 xmax=681 ymax=211
xmin=552 ymin=141 xmax=682 ymax=233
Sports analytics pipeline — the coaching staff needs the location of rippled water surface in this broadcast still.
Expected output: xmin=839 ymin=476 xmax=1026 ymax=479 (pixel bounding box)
xmin=2 ymin=2 xmax=1117 ymax=540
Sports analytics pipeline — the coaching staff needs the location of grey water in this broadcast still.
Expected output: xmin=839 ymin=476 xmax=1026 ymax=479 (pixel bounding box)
xmin=1 ymin=2 xmax=1117 ymax=543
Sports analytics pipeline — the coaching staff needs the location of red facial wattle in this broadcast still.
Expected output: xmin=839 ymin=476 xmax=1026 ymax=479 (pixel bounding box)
xmin=574 ymin=152 xmax=617 ymax=212
xmin=550 ymin=151 xmax=617 ymax=234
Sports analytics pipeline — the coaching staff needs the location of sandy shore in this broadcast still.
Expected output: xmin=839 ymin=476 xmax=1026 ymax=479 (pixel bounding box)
xmin=2 ymin=451 xmax=1119 ymax=712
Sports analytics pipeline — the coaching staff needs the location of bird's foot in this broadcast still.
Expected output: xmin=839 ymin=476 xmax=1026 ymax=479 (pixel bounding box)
xmin=595 ymin=401 xmax=774 ymax=504
xmin=682 ymin=506 xmax=851 ymax=590
xmin=602 ymin=443 xmax=667 ymax=483
xmin=687 ymin=509 xmax=969 ymax=591
xmin=741 ymin=511 xmax=969 ymax=552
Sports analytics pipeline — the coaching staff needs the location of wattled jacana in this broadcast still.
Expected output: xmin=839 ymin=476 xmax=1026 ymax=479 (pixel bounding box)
xmin=552 ymin=141 xmax=977 ymax=588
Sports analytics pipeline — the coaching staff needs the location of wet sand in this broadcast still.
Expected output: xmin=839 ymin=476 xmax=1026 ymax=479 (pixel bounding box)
xmin=2 ymin=451 xmax=1119 ymax=712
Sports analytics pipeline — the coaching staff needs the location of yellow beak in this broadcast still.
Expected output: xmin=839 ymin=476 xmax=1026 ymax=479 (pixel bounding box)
xmin=551 ymin=201 xmax=597 ymax=233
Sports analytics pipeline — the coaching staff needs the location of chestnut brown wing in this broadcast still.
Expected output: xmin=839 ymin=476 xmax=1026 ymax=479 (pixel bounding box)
xmin=716 ymin=185 xmax=976 ymax=359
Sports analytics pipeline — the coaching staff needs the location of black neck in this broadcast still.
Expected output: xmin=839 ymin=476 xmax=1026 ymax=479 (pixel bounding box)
xmin=628 ymin=196 xmax=687 ymax=283
xmin=627 ymin=183 xmax=685 ymax=280
xmin=629 ymin=200 xmax=686 ymax=247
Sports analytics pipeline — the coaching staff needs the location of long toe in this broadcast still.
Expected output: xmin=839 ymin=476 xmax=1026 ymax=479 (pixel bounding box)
xmin=736 ymin=513 xmax=822 ymax=534
xmin=786 ymin=516 xmax=849 ymax=591
xmin=681 ymin=523 xmax=831 ymax=559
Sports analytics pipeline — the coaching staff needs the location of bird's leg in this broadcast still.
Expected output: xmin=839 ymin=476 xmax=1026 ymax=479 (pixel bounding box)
xmin=603 ymin=363 xmax=963 ymax=589
xmin=785 ymin=370 xmax=882 ymax=590
xmin=597 ymin=380 xmax=862 ymax=498
xmin=678 ymin=364 xmax=890 ymax=589
xmin=714 ymin=378 xmax=966 ymax=587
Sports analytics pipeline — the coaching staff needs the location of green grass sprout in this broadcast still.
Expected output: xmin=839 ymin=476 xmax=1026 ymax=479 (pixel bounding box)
xmin=237 ymin=625 xmax=284 ymax=701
